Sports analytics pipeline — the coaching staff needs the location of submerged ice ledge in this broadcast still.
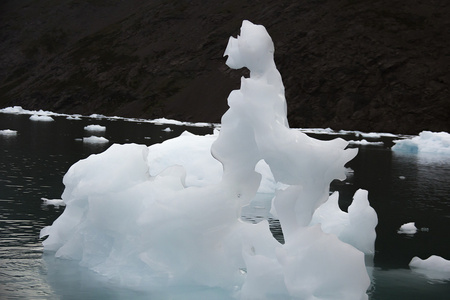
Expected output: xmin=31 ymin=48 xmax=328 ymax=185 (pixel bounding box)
xmin=39 ymin=21 xmax=378 ymax=299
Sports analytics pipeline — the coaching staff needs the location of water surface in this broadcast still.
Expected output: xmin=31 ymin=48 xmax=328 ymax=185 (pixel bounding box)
xmin=1 ymin=113 xmax=449 ymax=299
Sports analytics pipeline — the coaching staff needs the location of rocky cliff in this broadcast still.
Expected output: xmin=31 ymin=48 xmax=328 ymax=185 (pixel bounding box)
xmin=1 ymin=0 xmax=449 ymax=134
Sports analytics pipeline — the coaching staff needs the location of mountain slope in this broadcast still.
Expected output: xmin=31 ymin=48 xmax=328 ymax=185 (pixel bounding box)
xmin=1 ymin=0 xmax=449 ymax=134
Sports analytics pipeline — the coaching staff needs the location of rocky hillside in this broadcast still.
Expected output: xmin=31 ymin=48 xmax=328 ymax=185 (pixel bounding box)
xmin=1 ymin=0 xmax=449 ymax=134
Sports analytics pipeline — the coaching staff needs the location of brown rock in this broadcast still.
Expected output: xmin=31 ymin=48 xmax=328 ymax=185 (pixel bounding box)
xmin=0 ymin=0 xmax=449 ymax=134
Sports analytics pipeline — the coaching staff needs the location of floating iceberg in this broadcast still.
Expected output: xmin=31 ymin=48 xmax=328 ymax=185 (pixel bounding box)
xmin=409 ymin=255 xmax=450 ymax=281
xmin=0 ymin=106 xmax=27 ymax=114
xmin=82 ymin=136 xmax=109 ymax=144
xmin=41 ymin=198 xmax=66 ymax=207
xmin=30 ymin=114 xmax=54 ymax=122
xmin=410 ymin=255 xmax=450 ymax=272
xmin=397 ymin=222 xmax=417 ymax=235
xmin=0 ymin=106 xmax=213 ymax=127
xmin=84 ymin=124 xmax=106 ymax=132
xmin=0 ymin=129 xmax=17 ymax=136
xmin=66 ymin=115 xmax=82 ymax=120
xmin=40 ymin=20 xmax=376 ymax=299
xmin=348 ymin=139 xmax=384 ymax=146
xmin=392 ymin=131 xmax=450 ymax=155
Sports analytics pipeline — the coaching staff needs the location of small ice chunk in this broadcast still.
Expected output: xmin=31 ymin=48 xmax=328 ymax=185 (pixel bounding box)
xmin=84 ymin=124 xmax=106 ymax=132
xmin=67 ymin=115 xmax=82 ymax=120
xmin=152 ymin=118 xmax=184 ymax=126
xmin=30 ymin=114 xmax=54 ymax=122
xmin=41 ymin=198 xmax=65 ymax=207
xmin=89 ymin=114 xmax=106 ymax=119
xmin=83 ymin=136 xmax=109 ymax=144
xmin=409 ymin=255 xmax=450 ymax=273
xmin=0 ymin=129 xmax=17 ymax=136
xmin=397 ymin=222 xmax=417 ymax=234
xmin=360 ymin=132 xmax=381 ymax=139
xmin=399 ymin=176 xmax=406 ymax=180
xmin=162 ymin=127 xmax=173 ymax=132
xmin=348 ymin=139 xmax=384 ymax=146
xmin=410 ymin=256 xmax=450 ymax=281
xmin=0 ymin=106 xmax=26 ymax=114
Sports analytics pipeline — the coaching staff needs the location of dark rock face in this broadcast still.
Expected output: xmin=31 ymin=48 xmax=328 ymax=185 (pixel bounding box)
xmin=1 ymin=0 xmax=449 ymax=134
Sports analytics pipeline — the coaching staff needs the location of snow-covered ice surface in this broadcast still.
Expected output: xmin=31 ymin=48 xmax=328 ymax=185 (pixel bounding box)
xmin=39 ymin=21 xmax=377 ymax=299
xmin=409 ymin=256 xmax=450 ymax=281
xmin=392 ymin=131 xmax=450 ymax=155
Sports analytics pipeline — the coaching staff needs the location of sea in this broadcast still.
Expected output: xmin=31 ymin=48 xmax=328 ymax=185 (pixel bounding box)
xmin=0 ymin=110 xmax=449 ymax=299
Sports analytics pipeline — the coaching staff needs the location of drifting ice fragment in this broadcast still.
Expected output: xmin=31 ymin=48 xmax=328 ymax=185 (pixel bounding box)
xmin=84 ymin=124 xmax=106 ymax=132
xmin=67 ymin=115 xmax=82 ymax=120
xmin=409 ymin=255 xmax=450 ymax=281
xmin=392 ymin=131 xmax=450 ymax=155
xmin=30 ymin=114 xmax=54 ymax=122
xmin=0 ymin=129 xmax=17 ymax=136
xmin=397 ymin=222 xmax=417 ymax=235
xmin=410 ymin=255 xmax=450 ymax=272
xmin=41 ymin=198 xmax=66 ymax=207
xmin=82 ymin=136 xmax=109 ymax=144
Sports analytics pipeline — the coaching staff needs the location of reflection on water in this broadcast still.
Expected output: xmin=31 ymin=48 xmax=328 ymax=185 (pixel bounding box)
xmin=1 ymin=113 xmax=449 ymax=299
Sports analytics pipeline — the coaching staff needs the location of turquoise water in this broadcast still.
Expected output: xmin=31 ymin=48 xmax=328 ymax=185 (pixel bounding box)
xmin=1 ymin=112 xmax=449 ymax=299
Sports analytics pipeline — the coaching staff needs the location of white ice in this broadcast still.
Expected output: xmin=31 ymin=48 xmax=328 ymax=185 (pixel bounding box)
xmin=30 ymin=114 xmax=54 ymax=122
xmin=40 ymin=20 xmax=376 ymax=299
xmin=0 ymin=106 xmax=213 ymax=128
xmin=397 ymin=222 xmax=417 ymax=235
xmin=66 ymin=115 xmax=82 ymax=120
xmin=84 ymin=124 xmax=106 ymax=132
xmin=82 ymin=136 xmax=109 ymax=144
xmin=348 ymin=139 xmax=384 ymax=146
xmin=41 ymin=198 xmax=66 ymax=207
xmin=409 ymin=255 xmax=450 ymax=281
xmin=0 ymin=129 xmax=17 ymax=136
xmin=392 ymin=131 xmax=450 ymax=155
xmin=310 ymin=190 xmax=377 ymax=255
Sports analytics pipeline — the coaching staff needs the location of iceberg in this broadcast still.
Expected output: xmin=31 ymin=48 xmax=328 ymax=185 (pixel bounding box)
xmin=409 ymin=255 xmax=450 ymax=281
xmin=397 ymin=222 xmax=417 ymax=235
xmin=82 ymin=136 xmax=109 ymax=144
xmin=0 ymin=129 xmax=17 ymax=136
xmin=84 ymin=124 xmax=106 ymax=132
xmin=392 ymin=131 xmax=450 ymax=155
xmin=30 ymin=114 xmax=54 ymax=122
xmin=41 ymin=197 xmax=66 ymax=207
xmin=40 ymin=20 xmax=376 ymax=299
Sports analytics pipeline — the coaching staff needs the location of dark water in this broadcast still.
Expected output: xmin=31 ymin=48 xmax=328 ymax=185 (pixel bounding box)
xmin=1 ymin=112 xmax=449 ymax=299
